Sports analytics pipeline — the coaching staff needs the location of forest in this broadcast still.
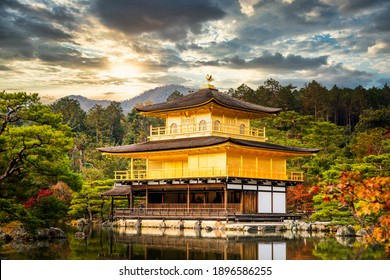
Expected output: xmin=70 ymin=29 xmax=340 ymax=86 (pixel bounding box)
xmin=0 ymin=79 xmax=389 ymax=253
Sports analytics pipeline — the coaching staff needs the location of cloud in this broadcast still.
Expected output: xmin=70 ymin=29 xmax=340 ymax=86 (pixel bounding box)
xmin=238 ymin=0 xmax=261 ymax=16
xmin=92 ymin=0 xmax=226 ymax=40
xmin=138 ymin=75 xmax=190 ymax=85
xmin=0 ymin=0 xmax=86 ymax=65
xmin=36 ymin=44 xmax=110 ymax=69
xmin=366 ymin=5 xmax=390 ymax=32
xmin=0 ymin=65 xmax=13 ymax=71
xmin=305 ymin=63 xmax=374 ymax=88
xmin=321 ymin=0 xmax=389 ymax=12
xmin=225 ymin=52 xmax=328 ymax=70
xmin=368 ymin=40 xmax=390 ymax=55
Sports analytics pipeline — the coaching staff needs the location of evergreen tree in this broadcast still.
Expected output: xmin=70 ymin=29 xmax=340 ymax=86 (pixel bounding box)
xmin=0 ymin=91 xmax=82 ymax=229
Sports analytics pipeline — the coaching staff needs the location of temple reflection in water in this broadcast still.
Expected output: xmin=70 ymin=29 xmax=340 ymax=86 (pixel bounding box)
xmin=100 ymin=227 xmax=290 ymax=260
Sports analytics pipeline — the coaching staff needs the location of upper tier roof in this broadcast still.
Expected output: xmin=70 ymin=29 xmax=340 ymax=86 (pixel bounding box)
xmin=134 ymin=88 xmax=282 ymax=115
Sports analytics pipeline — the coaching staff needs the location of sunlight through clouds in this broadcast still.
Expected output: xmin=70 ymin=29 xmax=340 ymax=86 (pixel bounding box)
xmin=0 ymin=0 xmax=389 ymax=100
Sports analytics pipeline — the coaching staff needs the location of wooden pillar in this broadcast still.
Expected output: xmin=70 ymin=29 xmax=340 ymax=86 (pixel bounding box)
xmin=129 ymin=189 xmax=133 ymax=208
xmin=224 ymin=187 xmax=228 ymax=211
xmin=240 ymin=190 xmax=244 ymax=213
xmin=130 ymin=158 xmax=133 ymax=179
xmin=146 ymin=188 xmax=149 ymax=208
xmin=187 ymin=185 xmax=190 ymax=210
xmin=111 ymin=197 xmax=114 ymax=220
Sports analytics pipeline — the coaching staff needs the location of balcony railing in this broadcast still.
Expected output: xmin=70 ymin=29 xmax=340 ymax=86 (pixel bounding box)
xmin=114 ymin=167 xmax=303 ymax=182
xmin=149 ymin=122 xmax=266 ymax=141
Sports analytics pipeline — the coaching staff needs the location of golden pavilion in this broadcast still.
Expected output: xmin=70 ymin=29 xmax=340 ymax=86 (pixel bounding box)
xmin=98 ymin=80 xmax=318 ymax=221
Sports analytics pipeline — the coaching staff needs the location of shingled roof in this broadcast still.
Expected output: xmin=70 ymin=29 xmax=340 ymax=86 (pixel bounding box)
xmin=101 ymin=186 xmax=132 ymax=196
xmin=134 ymin=88 xmax=282 ymax=115
xmin=97 ymin=136 xmax=319 ymax=155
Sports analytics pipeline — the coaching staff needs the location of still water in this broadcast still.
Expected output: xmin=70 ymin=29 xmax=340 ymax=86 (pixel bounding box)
xmin=1 ymin=225 xmax=388 ymax=260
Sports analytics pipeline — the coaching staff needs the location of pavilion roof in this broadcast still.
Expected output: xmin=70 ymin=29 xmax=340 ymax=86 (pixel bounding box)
xmin=134 ymin=88 xmax=281 ymax=115
xmin=101 ymin=186 xmax=132 ymax=196
xmin=97 ymin=136 xmax=319 ymax=155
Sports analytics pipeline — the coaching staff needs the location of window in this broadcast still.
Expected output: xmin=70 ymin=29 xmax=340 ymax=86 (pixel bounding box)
xmin=182 ymin=117 xmax=194 ymax=133
xmin=240 ymin=124 xmax=246 ymax=134
xmin=213 ymin=120 xmax=221 ymax=131
xmin=199 ymin=120 xmax=207 ymax=131
xmin=170 ymin=123 xmax=178 ymax=134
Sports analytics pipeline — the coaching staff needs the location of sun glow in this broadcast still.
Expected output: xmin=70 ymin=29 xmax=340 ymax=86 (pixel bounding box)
xmin=106 ymin=63 xmax=140 ymax=79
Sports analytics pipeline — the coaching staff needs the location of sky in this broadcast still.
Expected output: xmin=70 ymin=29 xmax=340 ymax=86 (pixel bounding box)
xmin=1 ymin=0 xmax=389 ymax=103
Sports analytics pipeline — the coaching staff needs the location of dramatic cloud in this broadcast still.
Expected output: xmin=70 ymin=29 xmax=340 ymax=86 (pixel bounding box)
xmin=0 ymin=0 xmax=389 ymax=100
xmin=226 ymin=53 xmax=328 ymax=70
xmin=92 ymin=0 xmax=226 ymax=40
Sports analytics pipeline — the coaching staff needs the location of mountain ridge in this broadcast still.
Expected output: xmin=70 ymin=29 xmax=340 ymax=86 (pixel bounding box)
xmin=59 ymin=85 xmax=193 ymax=114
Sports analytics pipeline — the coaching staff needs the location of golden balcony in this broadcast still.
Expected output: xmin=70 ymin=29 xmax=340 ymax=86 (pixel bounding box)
xmin=114 ymin=167 xmax=303 ymax=182
xmin=149 ymin=122 xmax=266 ymax=142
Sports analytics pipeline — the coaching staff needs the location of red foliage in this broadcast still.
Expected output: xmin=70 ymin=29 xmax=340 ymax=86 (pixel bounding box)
xmin=287 ymin=184 xmax=315 ymax=214
xmin=324 ymin=171 xmax=390 ymax=254
xmin=23 ymin=189 xmax=53 ymax=208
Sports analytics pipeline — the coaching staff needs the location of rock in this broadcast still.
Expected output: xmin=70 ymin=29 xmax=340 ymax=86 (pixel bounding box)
xmin=214 ymin=221 xmax=225 ymax=230
xmin=336 ymin=235 xmax=355 ymax=247
xmin=356 ymin=228 xmax=369 ymax=236
xmin=36 ymin=229 xmax=50 ymax=240
xmin=297 ymin=222 xmax=311 ymax=232
xmin=49 ymin=227 xmax=67 ymax=239
xmin=205 ymin=226 xmax=213 ymax=232
xmin=284 ymin=220 xmax=295 ymax=231
xmin=244 ymin=226 xmax=258 ymax=233
xmin=0 ymin=230 xmax=11 ymax=242
xmin=159 ymin=221 xmax=166 ymax=228
xmin=335 ymin=225 xmax=355 ymax=236
xmin=275 ymin=225 xmax=287 ymax=232
xmin=194 ymin=220 xmax=201 ymax=230
xmin=258 ymin=225 xmax=276 ymax=232
xmin=9 ymin=226 xmax=31 ymax=241
xmin=316 ymin=224 xmax=329 ymax=232
xmin=75 ymin=232 xmax=86 ymax=240
xmin=330 ymin=225 xmax=340 ymax=232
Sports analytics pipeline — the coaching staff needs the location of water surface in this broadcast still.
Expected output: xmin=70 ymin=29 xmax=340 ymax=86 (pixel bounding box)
xmin=1 ymin=225 xmax=388 ymax=260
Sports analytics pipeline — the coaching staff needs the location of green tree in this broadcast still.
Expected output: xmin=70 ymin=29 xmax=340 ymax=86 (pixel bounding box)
xmin=51 ymin=97 xmax=86 ymax=132
xmin=254 ymin=79 xmax=300 ymax=110
xmin=105 ymin=101 xmax=125 ymax=144
xmin=0 ymin=91 xmax=82 ymax=229
xmin=124 ymin=102 xmax=164 ymax=144
xmin=231 ymin=84 xmax=256 ymax=103
xmin=86 ymin=104 xmax=107 ymax=143
xmin=301 ymin=80 xmax=328 ymax=121
xmin=303 ymin=120 xmax=345 ymax=152
xmin=85 ymin=102 xmax=125 ymax=144
xmin=167 ymin=90 xmax=184 ymax=102
xmin=68 ymin=180 xmax=115 ymax=221
xmin=354 ymin=106 xmax=390 ymax=132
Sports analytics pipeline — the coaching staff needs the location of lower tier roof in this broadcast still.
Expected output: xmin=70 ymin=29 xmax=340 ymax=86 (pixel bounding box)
xmin=97 ymin=136 xmax=319 ymax=156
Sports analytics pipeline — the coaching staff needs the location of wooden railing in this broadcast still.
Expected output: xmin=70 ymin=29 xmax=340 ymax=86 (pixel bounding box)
xmin=114 ymin=168 xmax=304 ymax=182
xmin=148 ymin=203 xmax=241 ymax=213
xmin=113 ymin=207 xmax=238 ymax=219
xmin=149 ymin=122 xmax=266 ymax=141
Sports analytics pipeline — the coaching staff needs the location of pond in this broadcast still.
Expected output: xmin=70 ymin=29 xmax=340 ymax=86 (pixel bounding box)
xmin=0 ymin=225 xmax=389 ymax=260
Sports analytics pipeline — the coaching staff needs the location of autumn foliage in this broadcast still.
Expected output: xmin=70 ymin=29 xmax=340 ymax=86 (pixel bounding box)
xmin=287 ymin=184 xmax=318 ymax=214
xmin=323 ymin=171 xmax=390 ymax=254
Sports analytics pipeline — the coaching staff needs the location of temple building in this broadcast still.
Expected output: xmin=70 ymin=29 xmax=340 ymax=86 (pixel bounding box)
xmin=98 ymin=80 xmax=318 ymax=221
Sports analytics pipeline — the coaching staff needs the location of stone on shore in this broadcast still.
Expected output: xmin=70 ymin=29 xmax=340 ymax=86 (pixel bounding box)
xmin=335 ymin=225 xmax=355 ymax=236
